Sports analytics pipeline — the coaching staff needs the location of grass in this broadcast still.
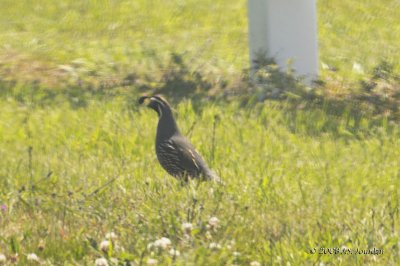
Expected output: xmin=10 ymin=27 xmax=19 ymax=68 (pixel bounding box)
xmin=0 ymin=0 xmax=248 ymax=88
xmin=1 ymin=94 xmax=399 ymax=265
xmin=1 ymin=0 xmax=400 ymax=86
xmin=319 ymin=0 xmax=400 ymax=78
xmin=1 ymin=0 xmax=400 ymax=265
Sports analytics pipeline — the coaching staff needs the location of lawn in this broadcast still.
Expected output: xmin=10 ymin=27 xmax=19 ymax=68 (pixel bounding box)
xmin=1 ymin=95 xmax=399 ymax=265
xmin=1 ymin=0 xmax=400 ymax=85
xmin=0 ymin=0 xmax=400 ymax=265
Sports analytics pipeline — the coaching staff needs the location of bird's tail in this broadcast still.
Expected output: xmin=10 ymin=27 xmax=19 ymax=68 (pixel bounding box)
xmin=205 ymin=170 xmax=223 ymax=184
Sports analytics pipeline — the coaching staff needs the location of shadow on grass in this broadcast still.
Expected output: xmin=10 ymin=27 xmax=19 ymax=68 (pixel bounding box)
xmin=0 ymin=52 xmax=228 ymax=112
xmin=1 ymin=53 xmax=399 ymax=138
xmin=239 ymin=57 xmax=400 ymax=138
xmin=0 ymin=79 xmax=121 ymax=109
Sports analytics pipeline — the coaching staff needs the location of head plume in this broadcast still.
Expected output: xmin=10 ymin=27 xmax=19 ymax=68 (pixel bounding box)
xmin=138 ymin=94 xmax=171 ymax=117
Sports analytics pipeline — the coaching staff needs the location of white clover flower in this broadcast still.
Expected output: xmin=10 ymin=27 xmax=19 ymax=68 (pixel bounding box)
xmin=208 ymin=217 xmax=219 ymax=230
xmin=154 ymin=237 xmax=171 ymax=250
xmin=169 ymin=248 xmax=180 ymax=257
xmin=205 ymin=231 xmax=212 ymax=240
xmin=100 ymin=240 xmax=111 ymax=252
xmin=250 ymin=261 xmax=261 ymax=266
xmin=352 ymin=62 xmax=364 ymax=74
xmin=209 ymin=242 xmax=221 ymax=250
xmin=233 ymin=251 xmax=240 ymax=257
xmin=95 ymin=257 xmax=109 ymax=266
xmin=105 ymin=232 xmax=118 ymax=241
xmin=147 ymin=258 xmax=158 ymax=265
xmin=0 ymin=254 xmax=6 ymax=263
xmin=181 ymin=222 xmax=193 ymax=234
xmin=27 ymin=253 xmax=39 ymax=262
xmin=147 ymin=242 xmax=154 ymax=250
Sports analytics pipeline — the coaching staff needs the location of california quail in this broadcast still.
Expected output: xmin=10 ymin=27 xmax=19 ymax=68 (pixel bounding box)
xmin=139 ymin=95 xmax=220 ymax=182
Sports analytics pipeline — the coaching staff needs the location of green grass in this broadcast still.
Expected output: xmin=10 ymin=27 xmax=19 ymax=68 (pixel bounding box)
xmin=319 ymin=0 xmax=400 ymax=78
xmin=1 ymin=0 xmax=400 ymax=265
xmin=1 ymin=0 xmax=400 ymax=85
xmin=0 ymin=0 xmax=248 ymax=87
xmin=1 ymin=95 xmax=399 ymax=265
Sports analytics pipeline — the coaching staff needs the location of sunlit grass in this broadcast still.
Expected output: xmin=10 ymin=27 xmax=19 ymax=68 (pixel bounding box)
xmin=1 ymin=0 xmax=400 ymax=264
xmin=318 ymin=0 xmax=400 ymax=79
xmin=1 ymin=0 xmax=400 ymax=84
xmin=0 ymin=0 xmax=248 ymax=81
xmin=0 ymin=94 xmax=399 ymax=264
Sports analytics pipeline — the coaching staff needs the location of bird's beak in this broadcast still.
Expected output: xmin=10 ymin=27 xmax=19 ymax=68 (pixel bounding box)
xmin=138 ymin=96 xmax=151 ymax=105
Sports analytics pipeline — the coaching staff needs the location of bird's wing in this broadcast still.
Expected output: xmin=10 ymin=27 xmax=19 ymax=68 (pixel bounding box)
xmin=169 ymin=136 xmax=204 ymax=174
xmin=166 ymin=136 xmax=221 ymax=182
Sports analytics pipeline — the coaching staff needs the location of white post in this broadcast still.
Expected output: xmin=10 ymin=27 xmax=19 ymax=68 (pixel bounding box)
xmin=248 ymin=0 xmax=319 ymax=80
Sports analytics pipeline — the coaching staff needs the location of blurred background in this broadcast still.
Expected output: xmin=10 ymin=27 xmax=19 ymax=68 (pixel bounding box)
xmin=1 ymin=0 xmax=399 ymax=96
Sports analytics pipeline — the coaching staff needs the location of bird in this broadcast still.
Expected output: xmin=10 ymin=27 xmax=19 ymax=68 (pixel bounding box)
xmin=139 ymin=95 xmax=220 ymax=182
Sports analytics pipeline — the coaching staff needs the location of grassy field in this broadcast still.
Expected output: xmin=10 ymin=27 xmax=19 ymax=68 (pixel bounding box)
xmin=1 ymin=0 xmax=400 ymax=85
xmin=319 ymin=0 xmax=400 ymax=78
xmin=1 ymin=95 xmax=399 ymax=265
xmin=1 ymin=0 xmax=400 ymax=265
xmin=0 ymin=0 xmax=248 ymax=89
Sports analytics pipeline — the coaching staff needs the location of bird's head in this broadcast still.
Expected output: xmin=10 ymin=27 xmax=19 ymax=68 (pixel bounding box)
xmin=138 ymin=95 xmax=171 ymax=117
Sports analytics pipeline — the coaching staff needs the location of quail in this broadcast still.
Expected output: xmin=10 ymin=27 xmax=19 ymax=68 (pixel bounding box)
xmin=139 ymin=95 xmax=220 ymax=182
